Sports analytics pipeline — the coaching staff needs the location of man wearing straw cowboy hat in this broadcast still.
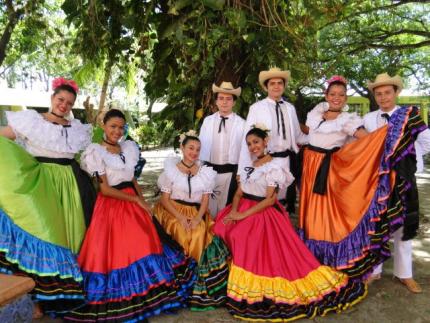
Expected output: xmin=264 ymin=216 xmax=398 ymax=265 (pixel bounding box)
xmin=199 ymin=81 xmax=245 ymax=217
xmin=238 ymin=67 xmax=308 ymax=203
xmin=364 ymin=72 xmax=430 ymax=293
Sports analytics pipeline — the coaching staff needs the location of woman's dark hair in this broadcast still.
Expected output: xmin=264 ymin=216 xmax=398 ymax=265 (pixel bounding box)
xmin=326 ymin=80 xmax=347 ymax=94
xmin=53 ymin=84 xmax=77 ymax=98
xmin=182 ymin=136 xmax=200 ymax=146
xmin=103 ymin=109 xmax=126 ymax=124
xmin=246 ymin=127 xmax=269 ymax=140
xmin=214 ymin=92 xmax=238 ymax=101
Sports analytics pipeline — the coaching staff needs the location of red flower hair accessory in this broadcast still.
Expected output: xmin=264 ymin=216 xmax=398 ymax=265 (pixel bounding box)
xmin=325 ymin=75 xmax=347 ymax=94
xmin=52 ymin=77 xmax=79 ymax=94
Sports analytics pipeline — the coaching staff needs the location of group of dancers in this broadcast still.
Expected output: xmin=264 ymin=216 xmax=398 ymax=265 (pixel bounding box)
xmin=0 ymin=68 xmax=429 ymax=322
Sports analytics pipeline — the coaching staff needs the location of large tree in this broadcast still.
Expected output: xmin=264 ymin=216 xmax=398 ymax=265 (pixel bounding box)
xmin=144 ymin=0 xmax=348 ymax=129
xmin=2 ymin=0 xmax=428 ymax=129
xmin=142 ymin=0 xmax=429 ymax=129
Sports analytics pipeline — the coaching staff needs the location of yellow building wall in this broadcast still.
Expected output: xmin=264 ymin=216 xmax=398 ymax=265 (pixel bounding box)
xmin=347 ymin=96 xmax=429 ymax=124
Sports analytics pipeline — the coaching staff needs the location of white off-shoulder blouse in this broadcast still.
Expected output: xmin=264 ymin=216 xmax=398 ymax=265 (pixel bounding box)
xmin=238 ymin=158 xmax=294 ymax=198
xmin=306 ymin=102 xmax=363 ymax=149
xmin=80 ymin=140 xmax=140 ymax=186
xmin=6 ymin=109 xmax=92 ymax=158
xmin=157 ymin=157 xmax=216 ymax=203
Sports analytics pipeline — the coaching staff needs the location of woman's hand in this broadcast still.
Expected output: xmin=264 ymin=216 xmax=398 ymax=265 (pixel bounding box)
xmin=223 ymin=210 xmax=247 ymax=224
xmin=0 ymin=126 xmax=16 ymax=140
xmin=177 ymin=215 xmax=191 ymax=231
xmin=190 ymin=216 xmax=202 ymax=229
xmin=134 ymin=196 xmax=152 ymax=214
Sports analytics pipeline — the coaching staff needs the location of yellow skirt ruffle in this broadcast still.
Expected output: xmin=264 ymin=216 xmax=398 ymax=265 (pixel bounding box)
xmin=227 ymin=263 xmax=350 ymax=305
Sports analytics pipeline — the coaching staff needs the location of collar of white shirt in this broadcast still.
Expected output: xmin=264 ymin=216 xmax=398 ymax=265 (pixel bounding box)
xmin=217 ymin=111 xmax=233 ymax=119
xmin=379 ymin=105 xmax=400 ymax=117
xmin=266 ymin=97 xmax=284 ymax=105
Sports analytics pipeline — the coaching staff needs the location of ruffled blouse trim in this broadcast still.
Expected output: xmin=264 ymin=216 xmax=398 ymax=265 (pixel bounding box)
xmin=239 ymin=158 xmax=293 ymax=189
xmin=6 ymin=110 xmax=92 ymax=154
xmin=306 ymin=103 xmax=362 ymax=136
xmin=81 ymin=141 xmax=139 ymax=175
xmin=159 ymin=157 xmax=217 ymax=194
xmin=163 ymin=157 xmax=216 ymax=181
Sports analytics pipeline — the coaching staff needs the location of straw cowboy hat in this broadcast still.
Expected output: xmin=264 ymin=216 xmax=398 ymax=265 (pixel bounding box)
xmin=367 ymin=73 xmax=403 ymax=93
xmin=259 ymin=67 xmax=291 ymax=91
xmin=212 ymin=81 xmax=241 ymax=97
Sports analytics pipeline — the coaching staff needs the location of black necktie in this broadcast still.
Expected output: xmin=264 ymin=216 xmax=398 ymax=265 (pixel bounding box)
xmin=381 ymin=113 xmax=390 ymax=123
xmin=244 ymin=166 xmax=255 ymax=180
xmin=218 ymin=116 xmax=228 ymax=133
xmin=187 ymin=173 xmax=192 ymax=198
xmin=275 ymin=101 xmax=286 ymax=140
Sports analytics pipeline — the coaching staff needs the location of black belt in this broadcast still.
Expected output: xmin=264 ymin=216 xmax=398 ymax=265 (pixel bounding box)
xmin=307 ymin=145 xmax=340 ymax=195
xmin=269 ymin=149 xmax=300 ymax=182
xmin=242 ymin=192 xmax=283 ymax=214
xmin=112 ymin=181 xmax=136 ymax=192
xmin=174 ymin=199 xmax=201 ymax=209
xmin=270 ymin=149 xmax=293 ymax=158
xmin=242 ymin=192 xmax=265 ymax=201
xmin=35 ymin=156 xmax=73 ymax=165
xmin=205 ymin=161 xmax=238 ymax=205
xmin=204 ymin=162 xmax=238 ymax=174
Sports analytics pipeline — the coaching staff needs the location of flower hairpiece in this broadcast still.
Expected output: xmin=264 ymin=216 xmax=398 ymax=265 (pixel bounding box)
xmin=179 ymin=129 xmax=198 ymax=145
xmin=326 ymin=75 xmax=347 ymax=87
xmin=251 ymin=123 xmax=270 ymax=133
xmin=52 ymin=77 xmax=79 ymax=94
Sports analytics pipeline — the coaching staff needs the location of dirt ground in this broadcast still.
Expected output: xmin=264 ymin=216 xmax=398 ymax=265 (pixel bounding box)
xmin=41 ymin=150 xmax=430 ymax=323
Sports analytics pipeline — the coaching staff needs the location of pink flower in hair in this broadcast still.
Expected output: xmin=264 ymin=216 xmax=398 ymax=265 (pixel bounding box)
xmin=52 ymin=77 xmax=79 ymax=94
xmin=325 ymin=75 xmax=347 ymax=94
xmin=327 ymin=75 xmax=347 ymax=86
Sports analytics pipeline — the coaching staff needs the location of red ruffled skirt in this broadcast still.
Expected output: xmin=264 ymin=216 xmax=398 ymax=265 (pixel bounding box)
xmin=214 ymin=197 xmax=367 ymax=322
xmin=64 ymin=187 xmax=196 ymax=322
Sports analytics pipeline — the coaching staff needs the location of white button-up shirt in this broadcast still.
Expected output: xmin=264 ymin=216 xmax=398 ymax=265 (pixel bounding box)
xmin=210 ymin=113 xmax=232 ymax=164
xmin=364 ymin=105 xmax=430 ymax=173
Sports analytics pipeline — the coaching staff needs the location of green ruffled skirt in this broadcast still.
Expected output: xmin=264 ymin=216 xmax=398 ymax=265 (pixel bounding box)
xmin=0 ymin=136 xmax=86 ymax=315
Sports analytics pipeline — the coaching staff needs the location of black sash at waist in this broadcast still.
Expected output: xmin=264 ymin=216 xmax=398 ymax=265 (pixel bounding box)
xmin=306 ymin=145 xmax=340 ymax=154
xmin=242 ymin=192 xmax=265 ymax=201
xmin=270 ymin=149 xmax=293 ymax=158
xmin=174 ymin=199 xmax=201 ymax=209
xmin=204 ymin=162 xmax=238 ymax=174
xmin=242 ymin=192 xmax=284 ymax=214
xmin=112 ymin=181 xmax=135 ymax=191
xmin=306 ymin=145 xmax=340 ymax=195
xmin=35 ymin=156 xmax=73 ymax=165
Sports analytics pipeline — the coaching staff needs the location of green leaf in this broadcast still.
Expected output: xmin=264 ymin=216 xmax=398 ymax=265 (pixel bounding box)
xmin=168 ymin=0 xmax=193 ymax=15
xmin=201 ymin=0 xmax=225 ymax=11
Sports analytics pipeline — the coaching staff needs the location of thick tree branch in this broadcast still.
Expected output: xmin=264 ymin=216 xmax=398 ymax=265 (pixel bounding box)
xmin=322 ymin=0 xmax=430 ymax=29
xmin=348 ymin=40 xmax=430 ymax=54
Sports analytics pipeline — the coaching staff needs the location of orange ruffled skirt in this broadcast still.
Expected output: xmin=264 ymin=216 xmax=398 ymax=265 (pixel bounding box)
xmin=298 ymin=126 xmax=398 ymax=279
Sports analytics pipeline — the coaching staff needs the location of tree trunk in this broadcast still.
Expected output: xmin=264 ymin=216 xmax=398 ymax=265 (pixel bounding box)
xmin=0 ymin=7 xmax=22 ymax=67
xmin=83 ymin=96 xmax=95 ymax=124
xmin=95 ymin=58 xmax=114 ymax=125
xmin=293 ymin=88 xmax=307 ymax=123
xmin=367 ymin=91 xmax=379 ymax=111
